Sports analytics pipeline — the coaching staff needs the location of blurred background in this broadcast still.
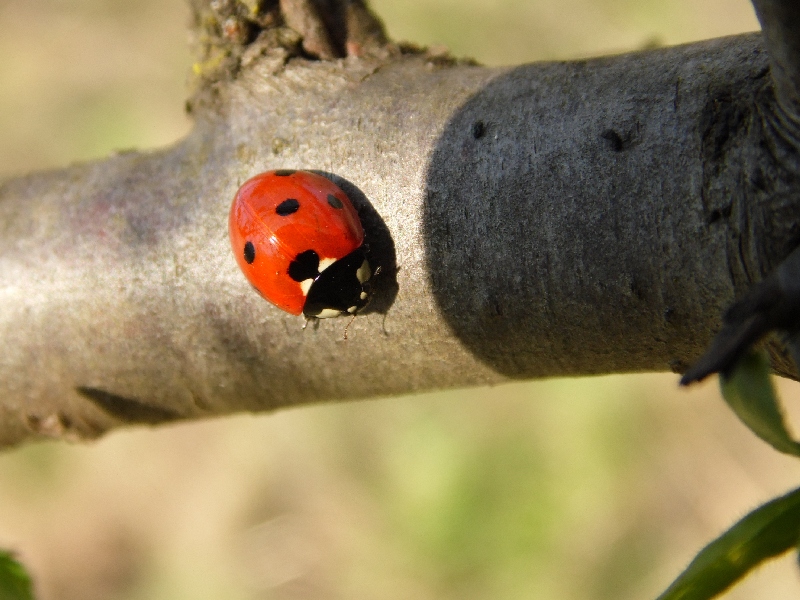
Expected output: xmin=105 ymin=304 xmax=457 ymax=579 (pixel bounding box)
xmin=1 ymin=1 xmax=798 ymax=599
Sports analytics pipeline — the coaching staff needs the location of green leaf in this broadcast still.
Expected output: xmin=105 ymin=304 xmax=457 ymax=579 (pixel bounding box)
xmin=719 ymin=349 xmax=800 ymax=456
xmin=656 ymin=486 xmax=800 ymax=600
xmin=0 ymin=551 xmax=33 ymax=600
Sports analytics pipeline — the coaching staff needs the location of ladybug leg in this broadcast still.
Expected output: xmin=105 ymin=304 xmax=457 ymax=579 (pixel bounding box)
xmin=302 ymin=316 xmax=321 ymax=332
xmin=343 ymin=313 xmax=357 ymax=340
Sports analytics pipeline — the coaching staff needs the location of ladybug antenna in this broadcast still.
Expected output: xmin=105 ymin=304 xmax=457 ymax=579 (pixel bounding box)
xmin=343 ymin=313 xmax=357 ymax=340
xmin=302 ymin=316 xmax=312 ymax=331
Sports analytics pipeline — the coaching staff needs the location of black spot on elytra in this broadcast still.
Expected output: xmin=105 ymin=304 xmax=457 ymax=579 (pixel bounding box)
xmin=76 ymin=386 xmax=182 ymax=424
xmin=288 ymin=249 xmax=320 ymax=282
xmin=274 ymin=169 xmax=296 ymax=176
xmin=327 ymin=194 xmax=343 ymax=209
xmin=243 ymin=241 xmax=255 ymax=264
xmin=472 ymin=120 xmax=485 ymax=139
xmin=276 ymin=198 xmax=300 ymax=216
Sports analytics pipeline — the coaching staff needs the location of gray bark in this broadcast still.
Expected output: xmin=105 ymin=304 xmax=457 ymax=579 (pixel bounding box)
xmin=752 ymin=0 xmax=800 ymax=120
xmin=1 ymin=2 xmax=799 ymax=448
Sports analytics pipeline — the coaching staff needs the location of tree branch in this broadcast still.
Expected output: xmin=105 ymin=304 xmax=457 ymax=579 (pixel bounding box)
xmin=1 ymin=4 xmax=799 ymax=448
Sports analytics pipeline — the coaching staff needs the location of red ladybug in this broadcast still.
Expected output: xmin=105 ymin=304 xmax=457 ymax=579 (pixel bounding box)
xmin=229 ymin=170 xmax=374 ymax=319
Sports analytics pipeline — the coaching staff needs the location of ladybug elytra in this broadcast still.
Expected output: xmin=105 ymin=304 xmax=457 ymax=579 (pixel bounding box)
xmin=229 ymin=170 xmax=374 ymax=319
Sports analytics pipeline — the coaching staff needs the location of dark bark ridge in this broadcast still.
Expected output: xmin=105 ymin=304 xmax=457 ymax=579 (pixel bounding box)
xmin=680 ymin=0 xmax=800 ymax=383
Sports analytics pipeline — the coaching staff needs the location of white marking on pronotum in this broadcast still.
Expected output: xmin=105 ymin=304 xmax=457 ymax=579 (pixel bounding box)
xmin=347 ymin=305 xmax=358 ymax=313
xmin=300 ymin=278 xmax=314 ymax=296
xmin=318 ymin=257 xmax=336 ymax=272
xmin=356 ymin=260 xmax=371 ymax=283
xmin=359 ymin=291 xmax=367 ymax=300
xmin=316 ymin=308 xmax=341 ymax=319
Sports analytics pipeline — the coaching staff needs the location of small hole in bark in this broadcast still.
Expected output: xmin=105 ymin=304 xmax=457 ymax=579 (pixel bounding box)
xmin=601 ymin=129 xmax=626 ymax=151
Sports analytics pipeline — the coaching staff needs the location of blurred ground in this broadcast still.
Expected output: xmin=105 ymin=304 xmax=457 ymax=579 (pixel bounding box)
xmin=2 ymin=1 xmax=799 ymax=599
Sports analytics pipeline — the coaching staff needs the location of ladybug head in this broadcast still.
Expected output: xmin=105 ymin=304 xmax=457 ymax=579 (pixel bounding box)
xmin=301 ymin=247 xmax=374 ymax=319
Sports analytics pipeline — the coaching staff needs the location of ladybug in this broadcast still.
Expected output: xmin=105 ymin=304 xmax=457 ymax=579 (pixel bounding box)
xmin=229 ymin=169 xmax=374 ymax=319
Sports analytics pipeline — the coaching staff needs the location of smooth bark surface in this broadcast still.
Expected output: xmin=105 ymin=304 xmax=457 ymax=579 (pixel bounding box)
xmin=1 ymin=15 xmax=799 ymax=447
